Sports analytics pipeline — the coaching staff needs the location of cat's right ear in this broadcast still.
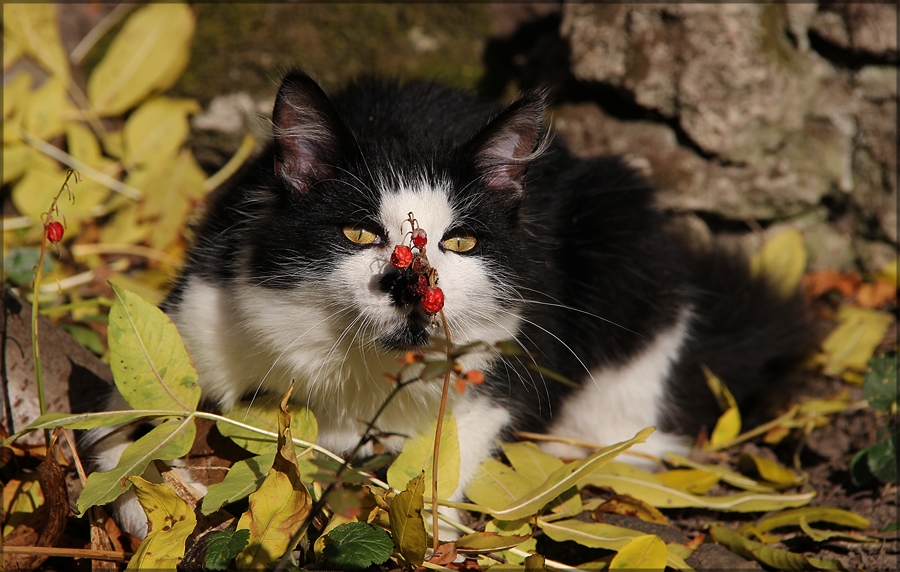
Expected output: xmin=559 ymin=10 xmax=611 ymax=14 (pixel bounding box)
xmin=272 ymin=72 xmax=351 ymax=195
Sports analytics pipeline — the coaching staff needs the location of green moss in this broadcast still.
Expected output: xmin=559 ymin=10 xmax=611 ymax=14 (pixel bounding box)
xmin=174 ymin=4 xmax=492 ymax=104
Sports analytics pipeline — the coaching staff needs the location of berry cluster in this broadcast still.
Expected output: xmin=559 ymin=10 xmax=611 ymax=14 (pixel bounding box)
xmin=390 ymin=214 xmax=444 ymax=315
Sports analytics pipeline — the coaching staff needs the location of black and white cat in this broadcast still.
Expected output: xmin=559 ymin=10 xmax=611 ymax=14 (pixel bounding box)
xmin=92 ymin=71 xmax=815 ymax=537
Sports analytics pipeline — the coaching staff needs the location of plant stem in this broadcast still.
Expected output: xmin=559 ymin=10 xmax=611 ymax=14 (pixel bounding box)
xmin=32 ymin=242 xmax=50 ymax=446
xmin=431 ymin=308 xmax=454 ymax=551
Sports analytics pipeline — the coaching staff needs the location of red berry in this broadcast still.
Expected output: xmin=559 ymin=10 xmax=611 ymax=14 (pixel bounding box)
xmin=390 ymin=245 xmax=413 ymax=269
xmin=46 ymin=221 xmax=64 ymax=243
xmin=411 ymin=228 xmax=427 ymax=248
xmin=411 ymin=256 xmax=426 ymax=274
xmin=414 ymin=274 xmax=428 ymax=296
xmin=422 ymin=287 xmax=444 ymax=314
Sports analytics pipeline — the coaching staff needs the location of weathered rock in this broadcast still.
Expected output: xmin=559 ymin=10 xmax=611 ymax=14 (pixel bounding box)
xmin=809 ymin=3 xmax=898 ymax=60
xmin=558 ymin=2 xmax=896 ymax=270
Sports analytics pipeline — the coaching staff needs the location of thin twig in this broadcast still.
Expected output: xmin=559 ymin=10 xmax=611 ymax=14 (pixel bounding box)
xmin=431 ymin=308 xmax=454 ymax=552
xmin=0 ymin=545 xmax=131 ymax=562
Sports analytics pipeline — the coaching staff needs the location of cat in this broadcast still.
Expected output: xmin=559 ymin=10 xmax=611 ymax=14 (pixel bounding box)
xmin=88 ymin=71 xmax=815 ymax=538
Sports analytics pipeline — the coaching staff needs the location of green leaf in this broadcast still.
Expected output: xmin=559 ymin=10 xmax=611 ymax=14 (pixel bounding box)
xmin=126 ymin=476 xmax=196 ymax=572
xmin=87 ymin=3 xmax=195 ymax=116
xmin=77 ymin=417 xmax=196 ymax=513
xmin=2 ymin=411 xmax=180 ymax=445
xmin=608 ymin=534 xmax=668 ymax=570
xmin=863 ymin=353 xmax=897 ymax=411
xmin=387 ymin=414 xmax=459 ymax=501
xmin=420 ymin=359 xmax=454 ymax=380
xmin=866 ymin=430 xmax=897 ymax=484
xmin=526 ymin=363 xmax=579 ymax=388
xmin=201 ymin=452 xmax=275 ymax=515
xmin=466 ymin=458 xmax=536 ymax=512
xmin=322 ymin=522 xmax=393 ymax=569
xmin=4 ymin=247 xmax=50 ymax=286
xmin=482 ymin=427 xmax=654 ymax=521
xmin=61 ymin=324 xmax=104 ymax=355
xmin=219 ymin=400 xmax=317 ymax=456
xmin=389 ymin=474 xmax=427 ymax=567
xmin=108 ymin=283 xmax=200 ymax=412
xmin=204 ymin=529 xmax=251 ymax=571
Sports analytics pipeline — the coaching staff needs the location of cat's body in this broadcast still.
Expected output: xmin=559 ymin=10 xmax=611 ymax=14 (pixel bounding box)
xmin=91 ymin=72 xmax=814 ymax=537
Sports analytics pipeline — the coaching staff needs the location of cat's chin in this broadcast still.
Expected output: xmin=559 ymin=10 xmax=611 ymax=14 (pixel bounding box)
xmin=378 ymin=317 xmax=433 ymax=350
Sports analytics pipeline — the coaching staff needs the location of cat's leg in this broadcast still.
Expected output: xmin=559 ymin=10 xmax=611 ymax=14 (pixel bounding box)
xmin=541 ymin=310 xmax=694 ymax=469
xmin=438 ymin=395 xmax=513 ymax=538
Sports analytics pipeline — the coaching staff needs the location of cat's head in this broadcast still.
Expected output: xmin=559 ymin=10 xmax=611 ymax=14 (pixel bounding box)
xmin=240 ymin=72 xmax=549 ymax=356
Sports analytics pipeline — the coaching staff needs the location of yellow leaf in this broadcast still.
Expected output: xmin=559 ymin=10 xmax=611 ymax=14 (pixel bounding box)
xmin=581 ymin=461 xmax=814 ymax=512
xmin=481 ymin=428 xmax=653 ymax=522
xmin=484 ymin=519 xmax=536 ymax=565
xmin=875 ymin=260 xmax=897 ymax=287
xmin=665 ymin=454 xmax=777 ymax=492
xmin=750 ymin=228 xmax=807 ymax=298
xmin=752 ymin=507 xmax=869 ymax=535
xmin=502 ymin=441 xmax=583 ymax=516
xmin=538 ymin=519 xmax=691 ymax=570
xmin=738 ymin=453 xmax=802 ymax=489
xmin=710 ymin=524 xmax=848 ymax=570
xmin=466 ymin=458 xmax=542 ymax=512
xmin=708 ymin=407 xmax=741 ymax=449
xmin=3 ymin=34 xmax=23 ymax=71
xmin=108 ymin=283 xmax=201 ymax=411
xmin=387 ymin=414 xmax=460 ymax=501
xmin=126 ymin=476 xmax=196 ymax=572
xmin=2 ymin=477 xmax=44 ymax=537
xmin=3 ymin=144 xmax=34 ymax=185
xmin=701 ymin=364 xmax=737 ymax=411
xmin=123 ymin=97 xmax=200 ymax=168
xmin=820 ymin=307 xmax=894 ymax=376
xmin=388 ymin=474 xmax=427 ymax=567
xmin=3 ymin=72 xmax=32 ymax=119
xmin=219 ymin=400 xmax=318 ymax=456
xmin=108 ymin=273 xmax=166 ymax=307
xmin=66 ymin=122 xmax=107 ymax=168
xmin=100 ymin=202 xmax=154 ymax=245
xmin=11 ymin=165 xmax=65 ymax=220
xmin=87 ymin=4 xmax=195 ymax=116
xmin=23 ymin=76 xmax=72 ymax=140
xmin=655 ymin=469 xmax=720 ymax=494
xmin=2 ymin=4 xmax=70 ymax=80
xmin=609 ymin=534 xmax=668 ymax=570
xmin=455 ymin=531 xmax=532 ymax=554
xmin=236 ymin=390 xmax=313 ymax=570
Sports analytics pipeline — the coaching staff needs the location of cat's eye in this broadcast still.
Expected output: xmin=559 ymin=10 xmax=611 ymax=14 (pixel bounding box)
xmin=342 ymin=227 xmax=381 ymax=245
xmin=442 ymin=235 xmax=477 ymax=253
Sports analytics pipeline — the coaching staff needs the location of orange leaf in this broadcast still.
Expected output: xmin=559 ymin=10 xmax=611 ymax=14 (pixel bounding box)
xmin=802 ymin=270 xmax=860 ymax=299
xmin=856 ymin=280 xmax=896 ymax=309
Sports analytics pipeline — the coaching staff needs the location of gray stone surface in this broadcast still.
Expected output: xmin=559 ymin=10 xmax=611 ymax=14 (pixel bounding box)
xmin=558 ymin=2 xmax=897 ymax=271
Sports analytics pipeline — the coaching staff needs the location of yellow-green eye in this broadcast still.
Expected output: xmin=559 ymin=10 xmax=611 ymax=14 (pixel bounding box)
xmin=442 ymin=235 xmax=477 ymax=253
xmin=342 ymin=227 xmax=380 ymax=245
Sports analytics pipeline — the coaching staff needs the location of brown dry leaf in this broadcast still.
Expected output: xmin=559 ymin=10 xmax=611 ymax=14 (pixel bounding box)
xmin=429 ymin=542 xmax=458 ymax=566
xmin=593 ymin=494 xmax=669 ymax=525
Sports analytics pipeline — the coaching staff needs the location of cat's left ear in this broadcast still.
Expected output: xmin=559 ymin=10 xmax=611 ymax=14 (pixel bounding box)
xmin=466 ymin=91 xmax=548 ymax=197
